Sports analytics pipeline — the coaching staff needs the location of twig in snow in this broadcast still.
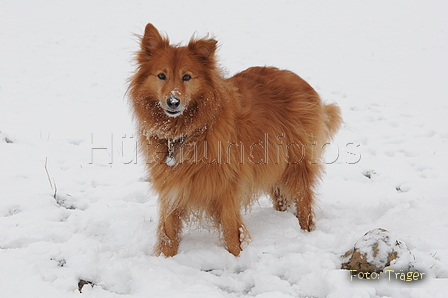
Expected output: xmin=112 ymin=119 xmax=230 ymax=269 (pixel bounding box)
xmin=44 ymin=157 xmax=57 ymax=199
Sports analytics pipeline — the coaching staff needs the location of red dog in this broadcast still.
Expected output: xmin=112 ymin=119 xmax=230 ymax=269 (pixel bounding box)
xmin=128 ymin=23 xmax=342 ymax=257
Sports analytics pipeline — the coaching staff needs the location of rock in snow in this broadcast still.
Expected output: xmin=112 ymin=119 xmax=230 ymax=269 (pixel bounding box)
xmin=341 ymin=228 xmax=407 ymax=273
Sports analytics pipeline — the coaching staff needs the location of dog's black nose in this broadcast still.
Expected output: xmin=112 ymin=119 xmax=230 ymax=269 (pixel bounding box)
xmin=167 ymin=96 xmax=180 ymax=109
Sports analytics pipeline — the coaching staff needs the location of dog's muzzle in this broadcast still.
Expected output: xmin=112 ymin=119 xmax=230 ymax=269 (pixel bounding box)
xmin=165 ymin=96 xmax=182 ymax=117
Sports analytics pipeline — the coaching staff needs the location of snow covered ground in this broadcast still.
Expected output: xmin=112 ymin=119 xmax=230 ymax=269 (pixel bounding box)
xmin=1 ymin=1 xmax=447 ymax=297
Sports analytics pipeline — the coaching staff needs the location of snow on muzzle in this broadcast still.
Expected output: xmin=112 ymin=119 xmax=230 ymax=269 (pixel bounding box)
xmin=165 ymin=91 xmax=184 ymax=117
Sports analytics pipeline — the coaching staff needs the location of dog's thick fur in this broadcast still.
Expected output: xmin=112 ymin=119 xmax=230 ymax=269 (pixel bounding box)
xmin=128 ymin=23 xmax=342 ymax=257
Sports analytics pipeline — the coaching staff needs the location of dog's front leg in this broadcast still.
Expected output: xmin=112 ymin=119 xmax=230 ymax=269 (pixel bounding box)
xmin=218 ymin=196 xmax=244 ymax=256
xmin=154 ymin=207 xmax=184 ymax=257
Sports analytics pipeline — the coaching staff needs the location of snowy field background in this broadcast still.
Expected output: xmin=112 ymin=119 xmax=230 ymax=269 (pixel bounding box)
xmin=1 ymin=1 xmax=448 ymax=297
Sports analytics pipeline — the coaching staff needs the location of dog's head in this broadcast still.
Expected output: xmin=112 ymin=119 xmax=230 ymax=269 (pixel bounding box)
xmin=130 ymin=23 xmax=218 ymax=120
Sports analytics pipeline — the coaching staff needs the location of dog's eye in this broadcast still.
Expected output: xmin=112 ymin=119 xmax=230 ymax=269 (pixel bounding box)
xmin=182 ymin=74 xmax=191 ymax=81
xmin=157 ymin=73 xmax=167 ymax=80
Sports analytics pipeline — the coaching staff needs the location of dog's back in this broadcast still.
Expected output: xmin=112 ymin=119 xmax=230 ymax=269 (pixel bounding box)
xmin=230 ymin=66 xmax=341 ymax=165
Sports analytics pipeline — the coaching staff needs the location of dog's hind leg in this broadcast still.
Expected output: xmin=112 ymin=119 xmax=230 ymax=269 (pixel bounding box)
xmin=154 ymin=207 xmax=184 ymax=257
xmin=295 ymin=186 xmax=315 ymax=232
xmin=280 ymin=162 xmax=322 ymax=232
xmin=294 ymin=162 xmax=321 ymax=232
xmin=270 ymin=186 xmax=290 ymax=212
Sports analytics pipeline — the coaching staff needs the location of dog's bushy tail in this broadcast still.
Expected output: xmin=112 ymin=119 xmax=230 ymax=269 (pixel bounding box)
xmin=323 ymin=103 xmax=342 ymax=139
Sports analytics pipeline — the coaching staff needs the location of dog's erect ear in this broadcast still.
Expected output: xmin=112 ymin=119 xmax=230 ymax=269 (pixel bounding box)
xmin=141 ymin=23 xmax=169 ymax=55
xmin=188 ymin=38 xmax=218 ymax=64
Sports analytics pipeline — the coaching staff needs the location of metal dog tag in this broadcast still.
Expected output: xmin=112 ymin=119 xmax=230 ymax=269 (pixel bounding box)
xmin=166 ymin=155 xmax=176 ymax=167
